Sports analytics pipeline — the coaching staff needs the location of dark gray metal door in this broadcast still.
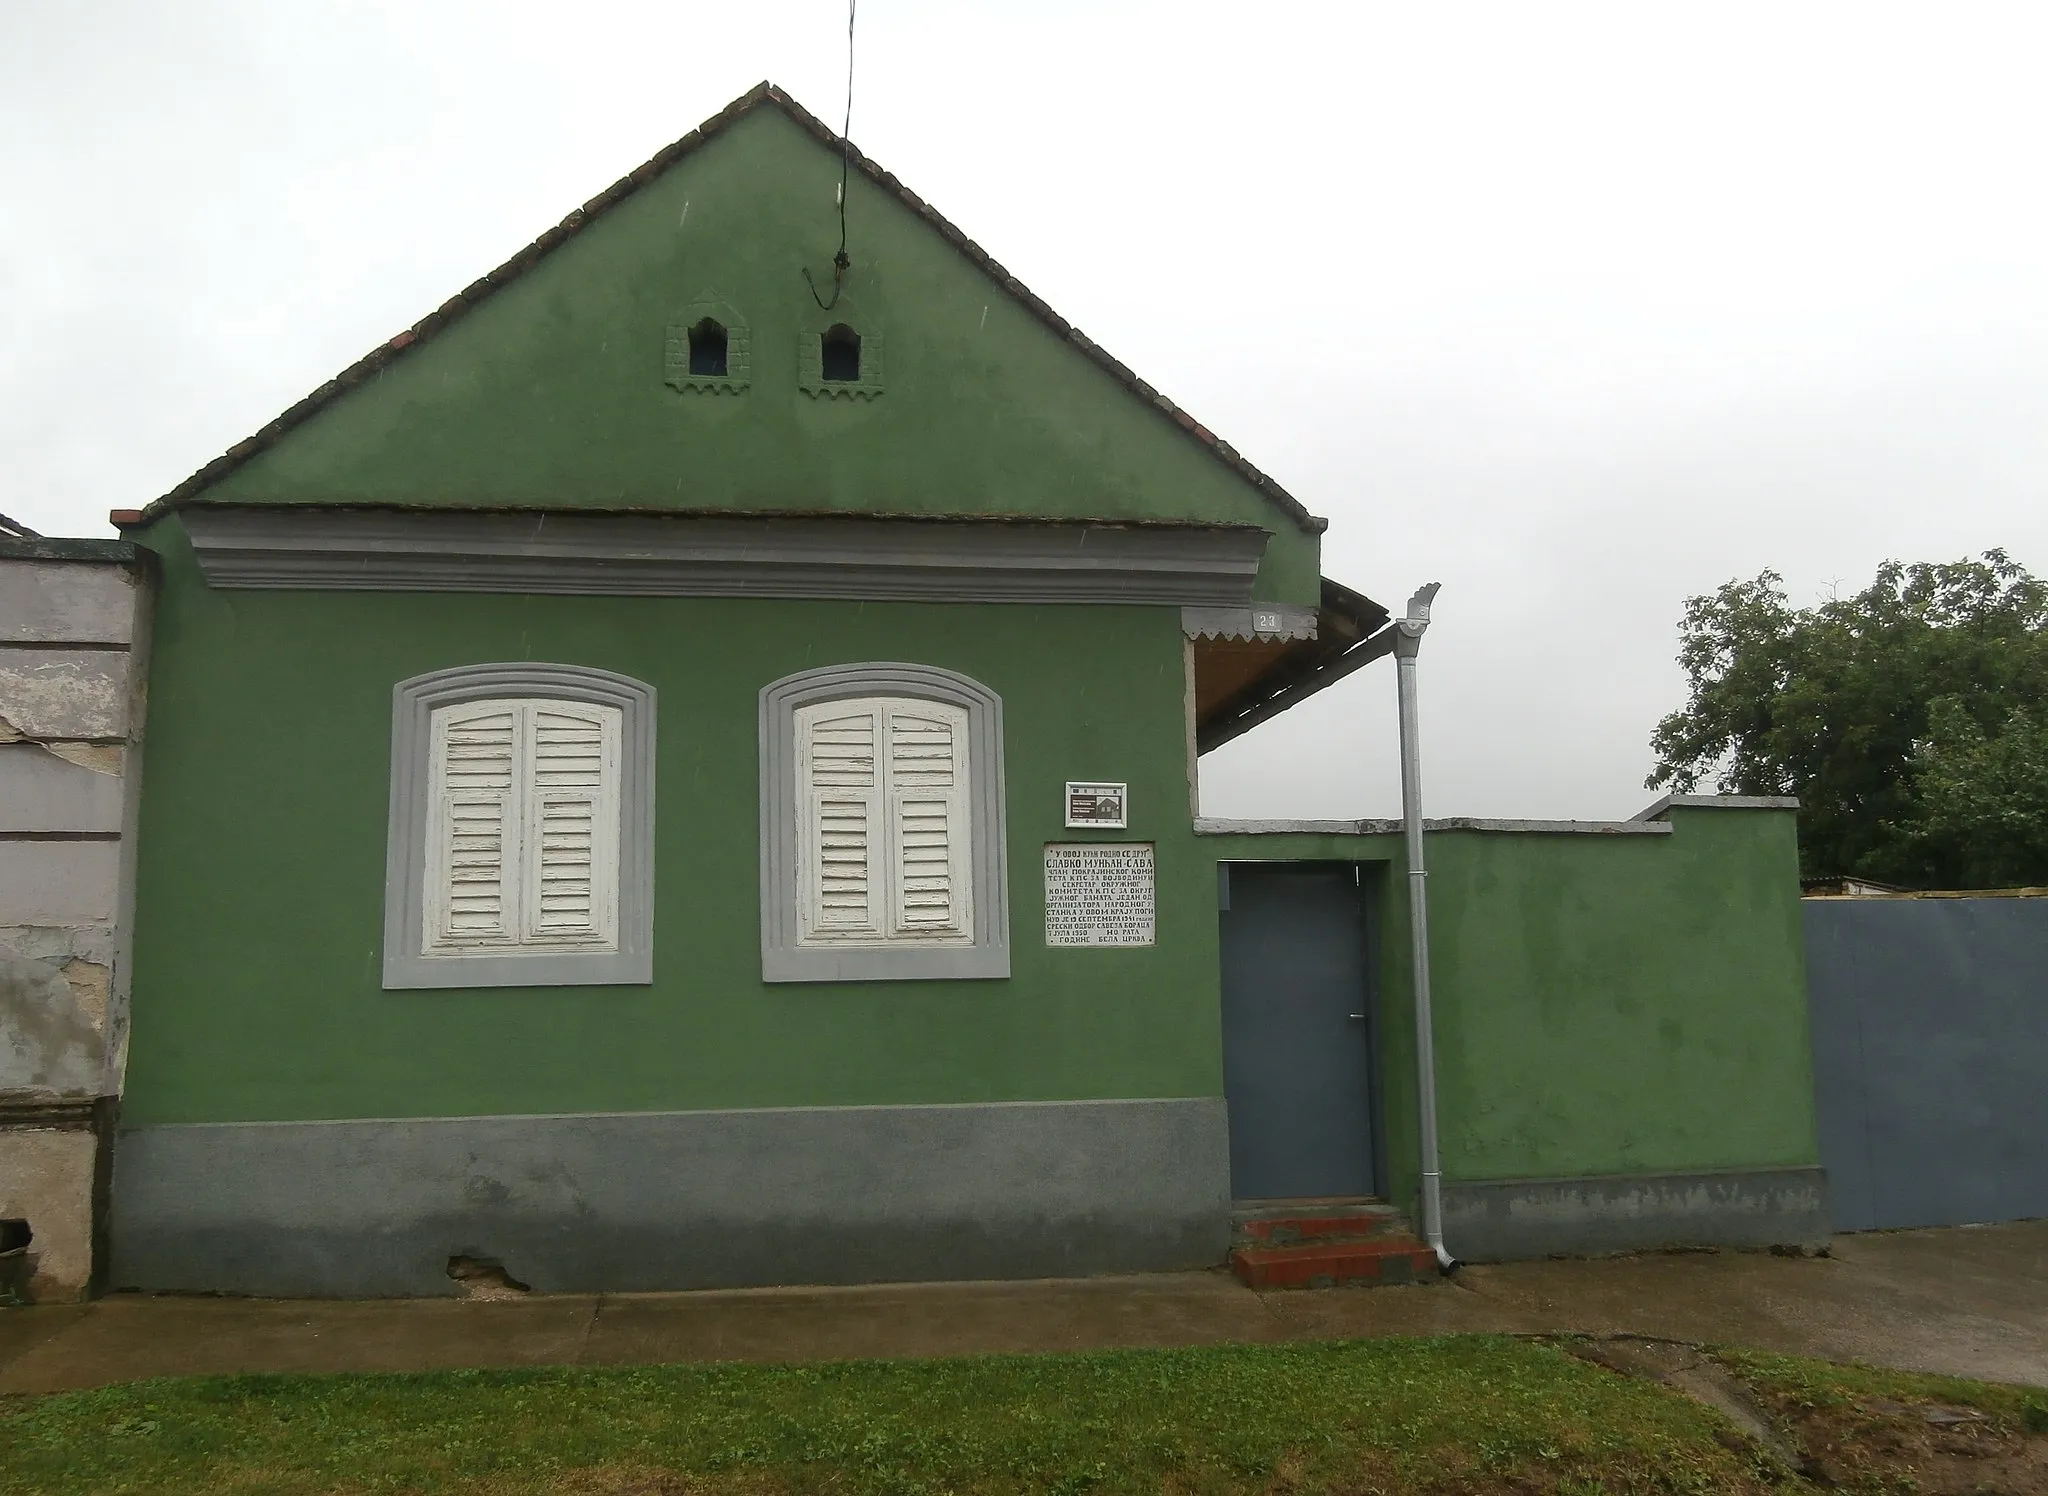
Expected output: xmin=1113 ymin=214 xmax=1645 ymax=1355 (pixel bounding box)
xmin=1219 ymin=863 xmax=1376 ymax=1200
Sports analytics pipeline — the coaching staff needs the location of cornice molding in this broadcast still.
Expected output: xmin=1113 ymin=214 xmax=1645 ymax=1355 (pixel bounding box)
xmin=179 ymin=508 xmax=1270 ymax=606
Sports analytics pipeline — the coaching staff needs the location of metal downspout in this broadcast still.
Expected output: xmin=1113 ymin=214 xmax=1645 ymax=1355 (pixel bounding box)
xmin=1394 ymin=583 xmax=1457 ymax=1272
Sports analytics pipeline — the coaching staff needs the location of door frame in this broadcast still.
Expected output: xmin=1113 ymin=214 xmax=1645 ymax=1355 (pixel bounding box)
xmin=1217 ymin=858 xmax=1390 ymax=1202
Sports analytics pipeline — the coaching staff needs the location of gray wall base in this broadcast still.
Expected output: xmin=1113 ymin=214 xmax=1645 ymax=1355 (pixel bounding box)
xmin=1441 ymin=1166 xmax=1831 ymax=1262
xmin=109 ymin=1098 xmax=1230 ymax=1298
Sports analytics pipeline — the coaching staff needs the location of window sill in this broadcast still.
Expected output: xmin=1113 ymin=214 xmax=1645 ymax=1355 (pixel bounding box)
xmin=382 ymin=948 xmax=653 ymax=990
xmin=762 ymin=944 xmax=1009 ymax=983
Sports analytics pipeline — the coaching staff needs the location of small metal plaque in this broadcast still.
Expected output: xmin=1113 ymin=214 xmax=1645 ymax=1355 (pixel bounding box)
xmin=1044 ymin=843 xmax=1155 ymax=948
xmin=1064 ymin=780 xmax=1128 ymax=829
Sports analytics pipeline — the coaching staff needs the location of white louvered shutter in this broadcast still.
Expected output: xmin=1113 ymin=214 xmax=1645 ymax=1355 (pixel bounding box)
xmin=520 ymin=702 xmax=622 ymax=949
xmin=423 ymin=697 xmax=623 ymax=957
xmin=793 ymin=696 xmax=974 ymax=950
xmin=425 ymin=702 xmax=520 ymax=951
xmin=795 ymin=703 xmax=883 ymax=941
xmin=884 ymin=701 xmax=972 ymax=942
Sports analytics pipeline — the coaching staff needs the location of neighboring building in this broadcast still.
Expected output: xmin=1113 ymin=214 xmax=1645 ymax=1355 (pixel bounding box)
xmin=1801 ymin=876 xmax=1905 ymax=898
xmin=0 ymin=537 xmax=152 ymax=1301
xmin=60 ymin=85 xmax=1824 ymax=1297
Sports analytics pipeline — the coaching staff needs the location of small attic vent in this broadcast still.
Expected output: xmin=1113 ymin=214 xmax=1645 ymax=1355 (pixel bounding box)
xmin=797 ymin=322 xmax=881 ymax=398
xmin=821 ymin=325 xmax=862 ymax=382
xmin=664 ymin=296 xmax=749 ymax=394
xmin=688 ymin=319 xmax=729 ymax=377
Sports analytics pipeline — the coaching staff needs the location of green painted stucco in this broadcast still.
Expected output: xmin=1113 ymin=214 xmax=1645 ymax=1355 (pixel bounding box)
xmin=129 ymin=518 xmax=1820 ymax=1192
xmin=1423 ymin=811 xmax=1819 ymax=1184
xmin=176 ymin=104 xmax=1320 ymax=604
xmin=1196 ymin=810 xmax=1819 ymax=1210
xmin=122 ymin=521 xmax=1230 ymax=1124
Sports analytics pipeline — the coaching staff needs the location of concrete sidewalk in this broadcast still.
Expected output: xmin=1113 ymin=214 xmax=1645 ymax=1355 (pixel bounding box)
xmin=2 ymin=1222 xmax=2043 ymax=1395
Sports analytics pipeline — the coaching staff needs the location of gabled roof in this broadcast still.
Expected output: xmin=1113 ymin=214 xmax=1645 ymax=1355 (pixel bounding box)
xmin=136 ymin=82 xmax=1325 ymax=534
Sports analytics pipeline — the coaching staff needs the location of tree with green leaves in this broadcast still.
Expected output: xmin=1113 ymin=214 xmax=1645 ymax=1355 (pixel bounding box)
xmin=1646 ymin=550 xmax=2048 ymax=889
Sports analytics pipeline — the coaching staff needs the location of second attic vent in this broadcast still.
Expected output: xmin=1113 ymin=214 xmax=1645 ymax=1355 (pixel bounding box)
xmin=688 ymin=319 xmax=729 ymax=377
xmin=797 ymin=320 xmax=881 ymax=398
xmin=820 ymin=325 xmax=862 ymax=382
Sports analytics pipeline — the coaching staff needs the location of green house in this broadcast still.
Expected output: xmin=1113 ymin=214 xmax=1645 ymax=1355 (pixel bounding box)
xmin=103 ymin=85 xmax=1828 ymax=1296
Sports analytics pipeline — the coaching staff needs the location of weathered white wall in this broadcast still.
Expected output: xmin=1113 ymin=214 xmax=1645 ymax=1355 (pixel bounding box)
xmin=0 ymin=546 xmax=149 ymax=1300
xmin=0 ymin=1128 xmax=98 ymax=1296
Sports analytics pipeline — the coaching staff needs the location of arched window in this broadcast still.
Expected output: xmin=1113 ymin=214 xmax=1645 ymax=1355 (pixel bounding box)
xmin=820 ymin=324 xmax=862 ymax=383
xmin=687 ymin=318 xmax=728 ymax=377
xmin=759 ymin=663 xmax=1008 ymax=981
xmin=383 ymin=664 xmax=655 ymax=989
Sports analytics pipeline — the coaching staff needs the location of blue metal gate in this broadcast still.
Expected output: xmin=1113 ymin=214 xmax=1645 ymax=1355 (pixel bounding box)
xmin=1805 ymin=896 xmax=2048 ymax=1232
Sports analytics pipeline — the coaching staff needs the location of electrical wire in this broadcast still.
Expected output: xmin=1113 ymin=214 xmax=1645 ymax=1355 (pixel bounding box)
xmin=805 ymin=0 xmax=857 ymax=310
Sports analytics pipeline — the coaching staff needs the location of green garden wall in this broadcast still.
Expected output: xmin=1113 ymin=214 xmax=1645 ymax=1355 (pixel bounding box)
xmin=122 ymin=521 xmax=1229 ymax=1124
xmin=1426 ymin=810 xmax=1818 ymax=1184
xmin=1198 ymin=806 xmax=1820 ymax=1213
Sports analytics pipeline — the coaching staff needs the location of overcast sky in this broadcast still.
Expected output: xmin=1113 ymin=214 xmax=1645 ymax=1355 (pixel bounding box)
xmin=6 ymin=2 xmax=2046 ymax=821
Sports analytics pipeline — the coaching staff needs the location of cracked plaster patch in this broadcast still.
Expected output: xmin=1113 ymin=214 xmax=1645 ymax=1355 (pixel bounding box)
xmin=0 ymin=653 xmax=127 ymax=739
xmin=42 ymin=742 xmax=122 ymax=774
xmin=0 ymin=927 xmax=114 ymax=967
xmin=0 ymin=947 xmax=104 ymax=1094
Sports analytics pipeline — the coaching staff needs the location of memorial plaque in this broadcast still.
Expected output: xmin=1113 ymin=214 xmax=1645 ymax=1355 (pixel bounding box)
xmin=1044 ymin=842 xmax=1155 ymax=947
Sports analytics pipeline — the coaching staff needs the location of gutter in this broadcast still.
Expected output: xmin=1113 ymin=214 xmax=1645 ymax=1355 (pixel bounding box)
xmin=1393 ymin=582 xmax=1458 ymax=1273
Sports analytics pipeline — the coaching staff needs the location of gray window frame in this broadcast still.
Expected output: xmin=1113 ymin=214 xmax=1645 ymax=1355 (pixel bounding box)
xmin=759 ymin=662 xmax=1009 ymax=982
xmin=383 ymin=663 xmax=656 ymax=990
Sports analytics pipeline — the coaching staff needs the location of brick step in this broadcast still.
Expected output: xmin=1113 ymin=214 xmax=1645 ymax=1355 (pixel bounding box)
xmin=1229 ymin=1233 xmax=1439 ymax=1290
xmin=1230 ymin=1199 xmax=1407 ymax=1247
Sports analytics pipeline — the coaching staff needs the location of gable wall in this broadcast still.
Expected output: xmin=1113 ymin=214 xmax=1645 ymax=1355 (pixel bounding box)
xmin=188 ymin=107 xmax=1320 ymax=605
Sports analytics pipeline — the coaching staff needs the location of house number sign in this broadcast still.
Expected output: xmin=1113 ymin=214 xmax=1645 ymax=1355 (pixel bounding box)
xmin=1044 ymin=843 xmax=1155 ymax=948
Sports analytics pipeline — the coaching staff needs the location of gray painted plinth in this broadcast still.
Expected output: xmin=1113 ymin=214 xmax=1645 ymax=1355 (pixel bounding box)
xmin=1441 ymin=1166 xmax=1831 ymax=1262
xmin=110 ymin=1098 xmax=1231 ymax=1297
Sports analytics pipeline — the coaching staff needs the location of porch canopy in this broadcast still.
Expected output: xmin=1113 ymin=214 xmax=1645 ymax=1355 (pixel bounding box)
xmin=1187 ymin=578 xmax=1393 ymax=752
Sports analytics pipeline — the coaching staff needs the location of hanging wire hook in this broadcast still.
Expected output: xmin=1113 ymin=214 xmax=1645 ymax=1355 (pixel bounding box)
xmin=805 ymin=0 xmax=857 ymax=310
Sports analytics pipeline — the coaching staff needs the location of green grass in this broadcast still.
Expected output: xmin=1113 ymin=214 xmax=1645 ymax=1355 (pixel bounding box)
xmin=1712 ymin=1346 xmax=2048 ymax=1432
xmin=0 ymin=1336 xmax=1766 ymax=1496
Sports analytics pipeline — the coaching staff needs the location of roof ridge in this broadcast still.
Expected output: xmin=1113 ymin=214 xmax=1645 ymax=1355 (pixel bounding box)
xmin=135 ymin=81 xmax=1326 ymax=535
